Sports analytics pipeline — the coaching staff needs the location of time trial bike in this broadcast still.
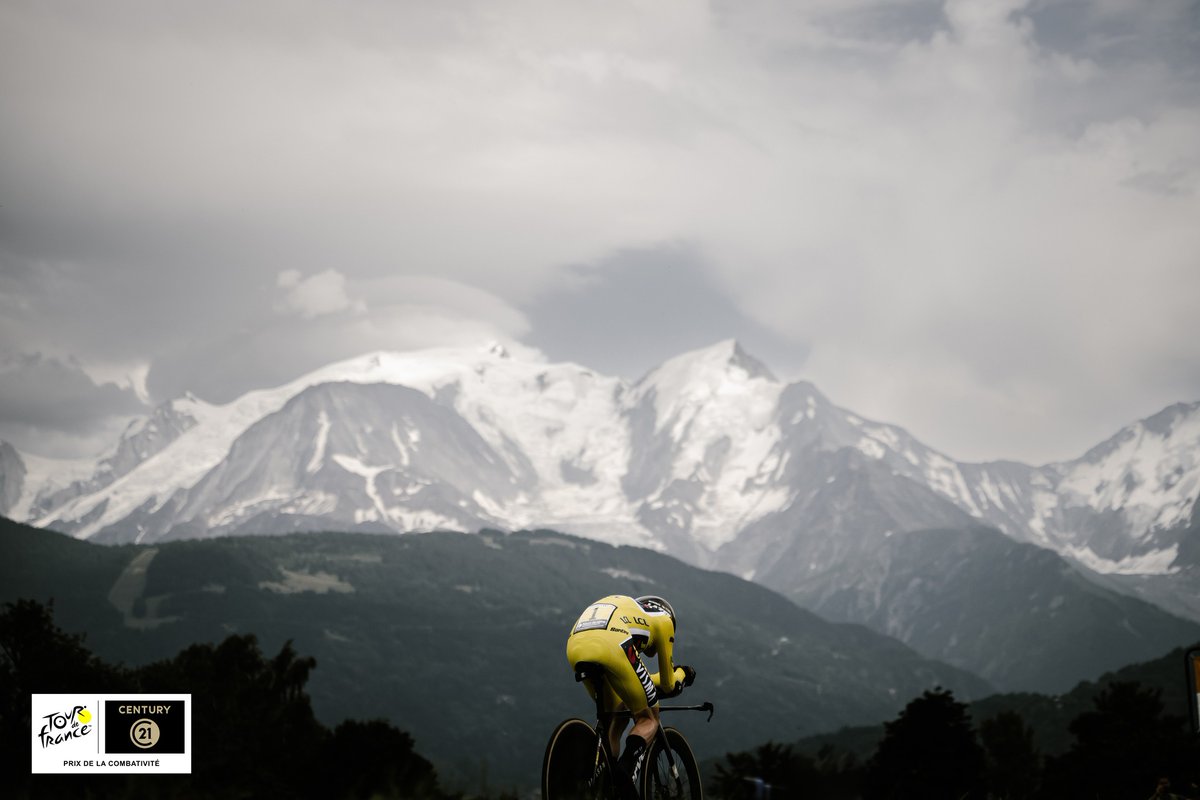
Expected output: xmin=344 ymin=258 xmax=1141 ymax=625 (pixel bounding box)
xmin=541 ymin=661 xmax=713 ymax=800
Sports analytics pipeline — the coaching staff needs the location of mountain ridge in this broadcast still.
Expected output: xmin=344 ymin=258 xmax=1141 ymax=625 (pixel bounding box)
xmin=8 ymin=340 xmax=1196 ymax=563
xmin=3 ymin=340 xmax=1197 ymax=690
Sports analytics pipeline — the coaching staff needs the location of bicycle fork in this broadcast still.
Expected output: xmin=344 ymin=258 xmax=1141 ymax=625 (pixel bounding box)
xmin=653 ymin=720 xmax=683 ymax=791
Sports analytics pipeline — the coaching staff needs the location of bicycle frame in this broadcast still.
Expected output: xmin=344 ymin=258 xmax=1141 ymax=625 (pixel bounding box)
xmin=578 ymin=666 xmax=713 ymax=797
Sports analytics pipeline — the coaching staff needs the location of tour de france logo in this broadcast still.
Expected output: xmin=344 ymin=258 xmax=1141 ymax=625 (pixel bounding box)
xmin=37 ymin=705 xmax=94 ymax=749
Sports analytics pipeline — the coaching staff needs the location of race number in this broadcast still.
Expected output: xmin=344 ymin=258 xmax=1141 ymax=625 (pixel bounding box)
xmin=573 ymin=602 xmax=617 ymax=634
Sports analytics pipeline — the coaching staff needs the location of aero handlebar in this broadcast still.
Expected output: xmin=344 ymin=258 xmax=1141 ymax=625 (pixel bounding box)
xmin=609 ymin=701 xmax=715 ymax=723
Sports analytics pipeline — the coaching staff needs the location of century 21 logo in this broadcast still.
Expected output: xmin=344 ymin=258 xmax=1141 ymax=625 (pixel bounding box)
xmin=130 ymin=718 xmax=161 ymax=749
xmin=105 ymin=701 xmax=184 ymax=754
xmin=38 ymin=706 xmax=93 ymax=748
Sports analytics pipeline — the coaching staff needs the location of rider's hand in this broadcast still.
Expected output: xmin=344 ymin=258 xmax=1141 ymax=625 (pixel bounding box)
xmin=680 ymin=665 xmax=696 ymax=687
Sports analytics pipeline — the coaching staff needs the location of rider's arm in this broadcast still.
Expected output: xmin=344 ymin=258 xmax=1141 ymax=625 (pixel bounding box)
xmin=648 ymin=616 xmax=686 ymax=696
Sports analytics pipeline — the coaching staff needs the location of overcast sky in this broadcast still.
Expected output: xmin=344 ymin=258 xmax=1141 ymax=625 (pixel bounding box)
xmin=1 ymin=0 xmax=1198 ymax=464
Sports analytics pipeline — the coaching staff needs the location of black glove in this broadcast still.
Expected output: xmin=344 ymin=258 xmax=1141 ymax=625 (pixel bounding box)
xmin=680 ymin=665 xmax=696 ymax=688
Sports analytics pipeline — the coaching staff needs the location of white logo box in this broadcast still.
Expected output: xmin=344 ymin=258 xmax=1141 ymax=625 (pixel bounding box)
xmin=31 ymin=694 xmax=192 ymax=774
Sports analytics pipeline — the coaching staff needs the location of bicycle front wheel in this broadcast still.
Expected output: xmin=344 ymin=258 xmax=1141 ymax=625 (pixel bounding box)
xmin=640 ymin=726 xmax=702 ymax=800
xmin=542 ymin=717 xmax=613 ymax=800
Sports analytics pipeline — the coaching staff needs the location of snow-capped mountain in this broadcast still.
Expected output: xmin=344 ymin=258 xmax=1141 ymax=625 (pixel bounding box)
xmin=11 ymin=396 xmax=206 ymax=524
xmin=3 ymin=340 xmax=1198 ymax=685
xmin=6 ymin=339 xmax=1198 ymax=572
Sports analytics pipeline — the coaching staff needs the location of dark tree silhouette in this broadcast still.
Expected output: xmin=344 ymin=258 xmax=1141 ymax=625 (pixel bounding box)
xmin=136 ymin=634 xmax=327 ymax=797
xmin=1 ymin=599 xmax=466 ymax=799
xmin=1040 ymin=681 xmax=1199 ymax=800
xmin=979 ymin=711 xmax=1040 ymax=800
xmin=318 ymin=719 xmax=446 ymax=799
xmin=711 ymin=739 xmax=866 ymax=799
xmin=0 ymin=599 xmax=132 ymax=798
xmin=713 ymin=741 xmax=819 ymax=799
xmin=863 ymin=687 xmax=985 ymax=800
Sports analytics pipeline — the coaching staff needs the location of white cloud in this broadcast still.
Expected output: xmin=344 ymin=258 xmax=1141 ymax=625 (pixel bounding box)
xmin=274 ymin=269 xmax=364 ymax=319
xmin=0 ymin=353 xmax=147 ymax=456
xmin=145 ymin=275 xmax=529 ymax=404
xmin=0 ymin=0 xmax=1196 ymax=462
xmin=675 ymin=0 xmax=1200 ymax=462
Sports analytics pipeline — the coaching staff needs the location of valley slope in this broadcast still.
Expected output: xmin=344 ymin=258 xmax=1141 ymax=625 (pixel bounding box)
xmin=0 ymin=518 xmax=992 ymax=787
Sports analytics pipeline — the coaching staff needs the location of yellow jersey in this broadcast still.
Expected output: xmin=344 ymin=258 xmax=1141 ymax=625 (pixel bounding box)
xmin=565 ymin=594 xmax=685 ymax=711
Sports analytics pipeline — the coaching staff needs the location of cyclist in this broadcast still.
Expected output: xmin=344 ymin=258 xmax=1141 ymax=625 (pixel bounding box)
xmin=565 ymin=594 xmax=696 ymax=797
